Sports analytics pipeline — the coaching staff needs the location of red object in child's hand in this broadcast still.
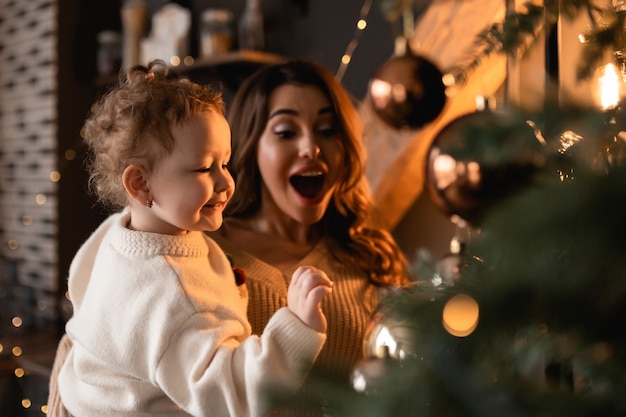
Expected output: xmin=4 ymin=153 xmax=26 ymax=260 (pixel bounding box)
xmin=233 ymin=267 xmax=246 ymax=286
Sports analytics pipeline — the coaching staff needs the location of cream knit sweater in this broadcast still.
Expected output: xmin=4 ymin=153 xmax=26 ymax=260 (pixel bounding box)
xmin=58 ymin=211 xmax=325 ymax=417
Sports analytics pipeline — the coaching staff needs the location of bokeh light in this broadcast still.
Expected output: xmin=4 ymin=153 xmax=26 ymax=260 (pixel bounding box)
xmin=442 ymin=293 xmax=479 ymax=337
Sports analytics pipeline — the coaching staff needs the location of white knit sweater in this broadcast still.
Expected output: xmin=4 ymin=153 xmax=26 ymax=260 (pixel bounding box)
xmin=58 ymin=210 xmax=325 ymax=417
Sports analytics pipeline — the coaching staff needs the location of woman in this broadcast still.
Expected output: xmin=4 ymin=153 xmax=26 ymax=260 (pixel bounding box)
xmin=209 ymin=60 xmax=411 ymax=415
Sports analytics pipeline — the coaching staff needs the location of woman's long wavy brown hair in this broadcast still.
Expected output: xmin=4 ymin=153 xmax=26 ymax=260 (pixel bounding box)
xmin=226 ymin=60 xmax=410 ymax=286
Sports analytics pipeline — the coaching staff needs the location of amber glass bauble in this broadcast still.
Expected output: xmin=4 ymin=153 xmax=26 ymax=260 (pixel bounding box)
xmin=368 ymin=51 xmax=447 ymax=130
xmin=425 ymin=108 xmax=545 ymax=226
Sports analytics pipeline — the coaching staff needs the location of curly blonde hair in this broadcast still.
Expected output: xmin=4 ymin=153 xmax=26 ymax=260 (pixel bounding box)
xmin=227 ymin=60 xmax=411 ymax=286
xmin=82 ymin=60 xmax=224 ymax=210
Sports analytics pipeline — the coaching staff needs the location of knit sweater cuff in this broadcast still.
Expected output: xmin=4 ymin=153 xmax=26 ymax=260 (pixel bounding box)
xmin=264 ymin=308 xmax=326 ymax=372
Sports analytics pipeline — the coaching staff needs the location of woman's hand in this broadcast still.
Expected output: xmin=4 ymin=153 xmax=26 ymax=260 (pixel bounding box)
xmin=287 ymin=266 xmax=333 ymax=333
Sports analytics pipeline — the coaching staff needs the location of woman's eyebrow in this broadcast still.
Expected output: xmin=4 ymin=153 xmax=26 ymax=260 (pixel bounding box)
xmin=268 ymin=106 xmax=334 ymax=120
xmin=268 ymin=108 xmax=298 ymax=119
xmin=318 ymin=106 xmax=333 ymax=115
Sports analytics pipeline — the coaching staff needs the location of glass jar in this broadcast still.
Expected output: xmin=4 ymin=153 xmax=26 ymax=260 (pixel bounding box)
xmin=238 ymin=0 xmax=264 ymax=50
xmin=200 ymin=9 xmax=233 ymax=59
xmin=96 ymin=30 xmax=122 ymax=76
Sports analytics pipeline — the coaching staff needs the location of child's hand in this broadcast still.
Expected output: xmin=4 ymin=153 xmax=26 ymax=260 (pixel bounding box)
xmin=287 ymin=266 xmax=333 ymax=333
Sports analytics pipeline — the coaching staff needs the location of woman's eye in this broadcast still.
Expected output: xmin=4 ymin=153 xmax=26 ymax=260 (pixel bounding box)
xmin=197 ymin=167 xmax=211 ymax=173
xmin=318 ymin=126 xmax=338 ymax=137
xmin=274 ymin=129 xmax=295 ymax=139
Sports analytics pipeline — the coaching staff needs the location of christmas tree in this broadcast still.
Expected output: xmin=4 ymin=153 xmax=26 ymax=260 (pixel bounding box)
xmin=310 ymin=1 xmax=626 ymax=415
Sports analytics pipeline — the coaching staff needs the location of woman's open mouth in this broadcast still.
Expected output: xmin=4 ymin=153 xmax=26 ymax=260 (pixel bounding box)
xmin=289 ymin=171 xmax=325 ymax=199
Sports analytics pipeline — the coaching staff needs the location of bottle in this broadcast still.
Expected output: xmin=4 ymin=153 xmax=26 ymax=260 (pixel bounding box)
xmin=200 ymin=9 xmax=234 ymax=58
xmin=120 ymin=0 xmax=148 ymax=69
xmin=238 ymin=0 xmax=264 ymax=51
xmin=96 ymin=30 xmax=122 ymax=76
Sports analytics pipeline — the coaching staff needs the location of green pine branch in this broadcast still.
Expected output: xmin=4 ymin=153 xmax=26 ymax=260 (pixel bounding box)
xmin=380 ymin=0 xmax=626 ymax=85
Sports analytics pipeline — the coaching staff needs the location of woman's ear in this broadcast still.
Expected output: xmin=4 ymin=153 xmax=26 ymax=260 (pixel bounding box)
xmin=122 ymin=164 xmax=151 ymax=206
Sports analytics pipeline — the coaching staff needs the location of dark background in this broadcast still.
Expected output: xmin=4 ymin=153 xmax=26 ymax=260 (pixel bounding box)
xmin=70 ymin=0 xmax=397 ymax=98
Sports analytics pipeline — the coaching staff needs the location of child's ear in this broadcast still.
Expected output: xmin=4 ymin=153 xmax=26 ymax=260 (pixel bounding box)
xmin=122 ymin=164 xmax=151 ymax=205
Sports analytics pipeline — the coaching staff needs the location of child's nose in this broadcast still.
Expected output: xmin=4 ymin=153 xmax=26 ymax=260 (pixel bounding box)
xmin=215 ymin=170 xmax=234 ymax=193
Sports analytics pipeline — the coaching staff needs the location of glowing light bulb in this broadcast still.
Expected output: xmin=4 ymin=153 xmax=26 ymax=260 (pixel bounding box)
xmin=592 ymin=62 xmax=623 ymax=110
xmin=442 ymin=294 xmax=479 ymax=337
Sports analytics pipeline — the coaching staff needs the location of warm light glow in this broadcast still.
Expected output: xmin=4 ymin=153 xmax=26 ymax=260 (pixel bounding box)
xmin=22 ymin=215 xmax=32 ymax=225
xmin=183 ymin=56 xmax=194 ymax=66
xmin=466 ymin=161 xmax=481 ymax=186
xmin=15 ymin=367 xmax=25 ymax=378
xmin=12 ymin=316 xmax=23 ymax=327
xmin=169 ymin=56 xmax=181 ymax=66
xmin=357 ymin=19 xmax=367 ymax=30
xmin=7 ymin=239 xmax=19 ymax=250
xmin=558 ymin=130 xmax=583 ymax=154
xmin=21 ymin=399 xmax=31 ymax=408
xmin=12 ymin=346 xmax=23 ymax=357
xmin=442 ymin=73 xmax=456 ymax=87
xmin=391 ymin=83 xmax=407 ymax=102
xmin=50 ymin=171 xmax=61 ymax=182
xmin=41 ymin=405 xmax=49 ymax=414
xmin=593 ymin=62 xmax=622 ymax=110
xmin=369 ymin=79 xmax=392 ymax=108
xmin=35 ymin=194 xmax=47 ymax=205
xmin=341 ymin=54 xmax=351 ymax=65
xmin=374 ymin=326 xmax=397 ymax=356
xmin=352 ymin=371 xmax=367 ymax=392
xmin=351 ymin=358 xmax=386 ymax=393
xmin=442 ymin=294 xmax=479 ymax=337
xmin=526 ymin=119 xmax=547 ymax=145
xmin=433 ymin=153 xmax=457 ymax=189
xmin=65 ymin=148 xmax=76 ymax=160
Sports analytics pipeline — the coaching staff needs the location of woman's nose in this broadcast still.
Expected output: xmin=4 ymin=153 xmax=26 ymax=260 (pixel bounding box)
xmin=299 ymin=136 xmax=321 ymax=159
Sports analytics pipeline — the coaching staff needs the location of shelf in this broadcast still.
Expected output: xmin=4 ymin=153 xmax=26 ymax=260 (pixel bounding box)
xmin=184 ymin=50 xmax=287 ymax=71
xmin=94 ymin=50 xmax=288 ymax=91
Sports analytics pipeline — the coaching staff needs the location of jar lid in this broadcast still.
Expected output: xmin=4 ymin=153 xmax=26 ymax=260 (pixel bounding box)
xmin=201 ymin=8 xmax=233 ymax=24
xmin=97 ymin=30 xmax=122 ymax=44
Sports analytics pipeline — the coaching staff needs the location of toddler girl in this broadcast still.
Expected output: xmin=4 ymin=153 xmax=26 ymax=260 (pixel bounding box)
xmin=57 ymin=60 xmax=332 ymax=417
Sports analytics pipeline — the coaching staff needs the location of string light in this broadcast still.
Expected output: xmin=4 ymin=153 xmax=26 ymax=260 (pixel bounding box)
xmin=336 ymin=0 xmax=373 ymax=82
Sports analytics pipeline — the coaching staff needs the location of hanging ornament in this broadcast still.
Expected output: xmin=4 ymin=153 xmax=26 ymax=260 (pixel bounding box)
xmin=368 ymin=1 xmax=446 ymax=130
xmin=424 ymin=102 xmax=546 ymax=226
xmin=362 ymin=308 xmax=419 ymax=361
xmin=368 ymin=48 xmax=447 ymax=130
xmin=361 ymin=282 xmax=436 ymax=361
